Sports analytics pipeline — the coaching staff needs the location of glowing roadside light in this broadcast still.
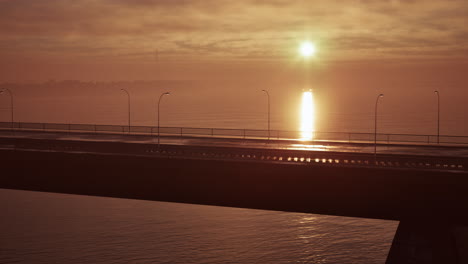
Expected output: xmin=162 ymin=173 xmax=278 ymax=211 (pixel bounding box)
xmin=300 ymin=90 xmax=315 ymax=140
xmin=299 ymin=41 xmax=316 ymax=58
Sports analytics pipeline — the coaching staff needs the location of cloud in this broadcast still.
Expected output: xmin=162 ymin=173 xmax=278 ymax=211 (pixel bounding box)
xmin=0 ymin=0 xmax=467 ymax=62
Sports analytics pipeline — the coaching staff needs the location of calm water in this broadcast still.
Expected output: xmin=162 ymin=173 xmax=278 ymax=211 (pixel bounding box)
xmin=0 ymin=189 xmax=398 ymax=264
xmin=5 ymin=81 xmax=465 ymax=263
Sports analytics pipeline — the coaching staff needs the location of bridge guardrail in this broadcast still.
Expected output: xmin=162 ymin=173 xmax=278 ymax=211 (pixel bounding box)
xmin=2 ymin=136 xmax=466 ymax=172
xmin=1 ymin=121 xmax=468 ymax=146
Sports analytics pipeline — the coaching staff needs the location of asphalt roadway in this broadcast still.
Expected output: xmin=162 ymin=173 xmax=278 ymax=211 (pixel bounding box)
xmin=1 ymin=130 xmax=468 ymax=158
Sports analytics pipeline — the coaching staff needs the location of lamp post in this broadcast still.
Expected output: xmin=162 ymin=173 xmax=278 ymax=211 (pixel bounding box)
xmin=434 ymin=90 xmax=440 ymax=144
xmin=120 ymin=89 xmax=131 ymax=133
xmin=157 ymin=92 xmax=170 ymax=147
xmin=374 ymin=94 xmax=384 ymax=162
xmin=261 ymin=89 xmax=270 ymax=140
xmin=0 ymin=88 xmax=14 ymax=130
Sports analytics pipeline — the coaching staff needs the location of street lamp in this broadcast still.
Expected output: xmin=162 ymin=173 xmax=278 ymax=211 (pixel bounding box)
xmin=120 ymin=89 xmax=131 ymax=133
xmin=157 ymin=92 xmax=170 ymax=147
xmin=434 ymin=90 xmax=440 ymax=144
xmin=0 ymin=88 xmax=14 ymax=130
xmin=374 ymin=93 xmax=384 ymax=162
xmin=261 ymin=89 xmax=270 ymax=140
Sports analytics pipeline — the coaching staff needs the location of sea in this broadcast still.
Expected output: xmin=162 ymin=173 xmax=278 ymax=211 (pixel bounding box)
xmin=0 ymin=189 xmax=397 ymax=264
xmin=1 ymin=79 xmax=466 ymax=263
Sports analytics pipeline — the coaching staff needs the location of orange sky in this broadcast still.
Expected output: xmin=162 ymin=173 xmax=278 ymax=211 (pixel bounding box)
xmin=0 ymin=0 xmax=467 ymax=81
xmin=1 ymin=0 xmax=468 ymax=135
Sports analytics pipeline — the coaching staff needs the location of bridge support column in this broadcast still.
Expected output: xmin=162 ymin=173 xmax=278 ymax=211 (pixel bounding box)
xmin=386 ymin=221 xmax=468 ymax=264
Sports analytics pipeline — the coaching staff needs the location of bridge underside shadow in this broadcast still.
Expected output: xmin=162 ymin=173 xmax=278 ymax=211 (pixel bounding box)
xmin=1 ymin=149 xmax=468 ymax=263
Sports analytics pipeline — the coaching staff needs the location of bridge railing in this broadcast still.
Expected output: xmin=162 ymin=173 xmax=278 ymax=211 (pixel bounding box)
xmin=1 ymin=121 xmax=468 ymax=145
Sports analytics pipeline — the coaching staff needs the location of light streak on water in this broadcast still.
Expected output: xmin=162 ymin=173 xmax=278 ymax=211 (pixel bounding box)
xmin=300 ymin=90 xmax=315 ymax=140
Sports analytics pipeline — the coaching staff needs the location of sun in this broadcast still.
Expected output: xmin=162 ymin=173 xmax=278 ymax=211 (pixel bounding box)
xmin=299 ymin=41 xmax=316 ymax=57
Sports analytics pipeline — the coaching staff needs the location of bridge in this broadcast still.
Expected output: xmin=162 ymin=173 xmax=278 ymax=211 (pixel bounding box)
xmin=1 ymin=121 xmax=468 ymax=263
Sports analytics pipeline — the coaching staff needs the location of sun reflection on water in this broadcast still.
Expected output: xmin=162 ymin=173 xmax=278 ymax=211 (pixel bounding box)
xmin=300 ymin=90 xmax=315 ymax=140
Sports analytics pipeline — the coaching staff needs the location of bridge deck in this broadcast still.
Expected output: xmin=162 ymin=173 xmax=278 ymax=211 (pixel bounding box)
xmin=1 ymin=130 xmax=468 ymax=222
xmin=1 ymin=130 xmax=467 ymax=172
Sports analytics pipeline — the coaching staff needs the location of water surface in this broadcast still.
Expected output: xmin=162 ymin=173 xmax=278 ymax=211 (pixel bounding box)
xmin=0 ymin=189 xmax=398 ymax=264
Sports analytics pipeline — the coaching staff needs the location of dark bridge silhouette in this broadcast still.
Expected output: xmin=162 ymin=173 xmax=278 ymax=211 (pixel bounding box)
xmin=1 ymin=124 xmax=468 ymax=264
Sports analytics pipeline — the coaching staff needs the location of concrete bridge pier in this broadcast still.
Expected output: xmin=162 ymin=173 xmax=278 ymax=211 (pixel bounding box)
xmin=386 ymin=221 xmax=468 ymax=264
